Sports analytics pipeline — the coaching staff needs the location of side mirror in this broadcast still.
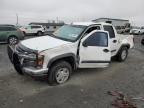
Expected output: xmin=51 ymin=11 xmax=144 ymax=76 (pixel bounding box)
xmin=82 ymin=41 xmax=88 ymax=47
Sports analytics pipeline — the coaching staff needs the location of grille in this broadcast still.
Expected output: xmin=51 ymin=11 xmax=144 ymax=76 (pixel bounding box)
xmin=15 ymin=44 xmax=37 ymax=67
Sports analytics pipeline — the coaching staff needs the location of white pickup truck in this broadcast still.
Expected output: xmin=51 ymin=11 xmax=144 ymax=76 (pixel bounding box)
xmin=8 ymin=22 xmax=134 ymax=85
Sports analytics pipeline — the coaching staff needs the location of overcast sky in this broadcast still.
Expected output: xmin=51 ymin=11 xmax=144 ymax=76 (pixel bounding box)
xmin=0 ymin=0 xmax=144 ymax=26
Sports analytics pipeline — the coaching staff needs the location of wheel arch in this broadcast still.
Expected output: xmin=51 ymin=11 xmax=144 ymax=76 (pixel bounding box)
xmin=116 ymin=44 xmax=130 ymax=55
xmin=47 ymin=53 xmax=77 ymax=71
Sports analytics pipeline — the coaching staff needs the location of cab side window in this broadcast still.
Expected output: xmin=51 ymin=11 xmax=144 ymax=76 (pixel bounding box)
xmin=103 ymin=26 xmax=115 ymax=38
xmin=85 ymin=32 xmax=108 ymax=47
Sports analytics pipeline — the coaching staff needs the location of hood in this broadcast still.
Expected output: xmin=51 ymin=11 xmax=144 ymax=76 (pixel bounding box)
xmin=21 ymin=36 xmax=71 ymax=51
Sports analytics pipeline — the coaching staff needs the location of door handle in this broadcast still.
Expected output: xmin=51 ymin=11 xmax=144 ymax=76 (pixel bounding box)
xmin=113 ymin=40 xmax=117 ymax=43
xmin=103 ymin=49 xmax=109 ymax=53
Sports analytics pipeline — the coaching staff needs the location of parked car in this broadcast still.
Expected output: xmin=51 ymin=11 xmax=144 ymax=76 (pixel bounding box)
xmin=20 ymin=25 xmax=45 ymax=36
xmin=0 ymin=25 xmax=24 ymax=45
xmin=8 ymin=22 xmax=134 ymax=85
xmin=141 ymin=37 xmax=144 ymax=45
xmin=130 ymin=28 xmax=144 ymax=35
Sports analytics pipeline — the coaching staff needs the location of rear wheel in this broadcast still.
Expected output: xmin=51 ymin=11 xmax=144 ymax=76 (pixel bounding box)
xmin=8 ymin=36 xmax=19 ymax=45
xmin=117 ymin=47 xmax=128 ymax=62
xmin=48 ymin=61 xmax=72 ymax=85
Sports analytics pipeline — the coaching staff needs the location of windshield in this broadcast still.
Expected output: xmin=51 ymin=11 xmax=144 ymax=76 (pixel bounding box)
xmin=53 ymin=25 xmax=86 ymax=41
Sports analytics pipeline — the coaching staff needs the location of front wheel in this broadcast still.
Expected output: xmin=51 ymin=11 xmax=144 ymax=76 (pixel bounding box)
xmin=48 ymin=61 xmax=72 ymax=85
xmin=13 ymin=53 xmax=23 ymax=75
xmin=117 ymin=47 xmax=128 ymax=62
xmin=8 ymin=36 xmax=19 ymax=45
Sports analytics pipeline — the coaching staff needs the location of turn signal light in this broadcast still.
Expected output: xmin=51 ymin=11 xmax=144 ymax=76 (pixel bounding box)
xmin=36 ymin=55 xmax=44 ymax=66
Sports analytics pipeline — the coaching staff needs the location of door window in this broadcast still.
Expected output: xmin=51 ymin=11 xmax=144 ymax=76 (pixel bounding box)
xmin=103 ymin=26 xmax=115 ymax=38
xmin=85 ymin=32 xmax=108 ymax=47
xmin=85 ymin=26 xmax=100 ymax=34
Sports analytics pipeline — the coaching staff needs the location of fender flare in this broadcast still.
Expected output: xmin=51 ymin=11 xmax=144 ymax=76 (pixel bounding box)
xmin=47 ymin=53 xmax=77 ymax=70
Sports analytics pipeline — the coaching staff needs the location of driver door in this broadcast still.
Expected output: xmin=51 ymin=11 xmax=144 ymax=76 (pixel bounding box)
xmin=78 ymin=30 xmax=111 ymax=68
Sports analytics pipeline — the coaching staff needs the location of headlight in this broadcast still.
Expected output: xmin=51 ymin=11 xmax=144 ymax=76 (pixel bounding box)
xmin=36 ymin=54 xmax=45 ymax=66
xmin=28 ymin=54 xmax=37 ymax=59
xmin=19 ymin=53 xmax=36 ymax=60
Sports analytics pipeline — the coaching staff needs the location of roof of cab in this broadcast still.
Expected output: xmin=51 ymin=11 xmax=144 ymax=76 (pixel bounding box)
xmin=72 ymin=22 xmax=112 ymax=26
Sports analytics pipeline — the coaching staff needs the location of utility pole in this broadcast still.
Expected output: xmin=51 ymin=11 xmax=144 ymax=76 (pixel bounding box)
xmin=16 ymin=13 xmax=19 ymax=25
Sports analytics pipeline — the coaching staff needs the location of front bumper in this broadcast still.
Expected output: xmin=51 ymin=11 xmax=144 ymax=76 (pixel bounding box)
xmin=7 ymin=45 xmax=48 ymax=77
xmin=23 ymin=67 xmax=48 ymax=76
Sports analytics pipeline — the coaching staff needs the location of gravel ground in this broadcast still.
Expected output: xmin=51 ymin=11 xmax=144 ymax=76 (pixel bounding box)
xmin=0 ymin=35 xmax=144 ymax=108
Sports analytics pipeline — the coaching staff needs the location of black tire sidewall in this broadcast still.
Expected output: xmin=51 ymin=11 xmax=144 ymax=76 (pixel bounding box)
xmin=118 ymin=47 xmax=128 ymax=62
xmin=48 ymin=61 xmax=72 ymax=85
xmin=13 ymin=62 xmax=23 ymax=75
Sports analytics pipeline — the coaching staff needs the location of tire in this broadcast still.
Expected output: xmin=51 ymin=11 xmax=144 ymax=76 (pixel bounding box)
xmin=48 ymin=61 xmax=72 ymax=85
xmin=37 ymin=31 xmax=43 ymax=36
xmin=117 ymin=47 xmax=128 ymax=62
xmin=8 ymin=36 xmax=19 ymax=45
xmin=13 ymin=54 xmax=23 ymax=75
xmin=13 ymin=63 xmax=23 ymax=75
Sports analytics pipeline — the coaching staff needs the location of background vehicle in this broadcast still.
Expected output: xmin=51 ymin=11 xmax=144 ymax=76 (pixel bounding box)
xmin=130 ymin=27 xmax=144 ymax=35
xmin=0 ymin=25 xmax=24 ymax=45
xmin=20 ymin=25 xmax=45 ymax=36
xmin=8 ymin=22 xmax=134 ymax=85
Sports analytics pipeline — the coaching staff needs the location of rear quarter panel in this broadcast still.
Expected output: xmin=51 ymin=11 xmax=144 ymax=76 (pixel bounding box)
xmin=117 ymin=34 xmax=134 ymax=49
